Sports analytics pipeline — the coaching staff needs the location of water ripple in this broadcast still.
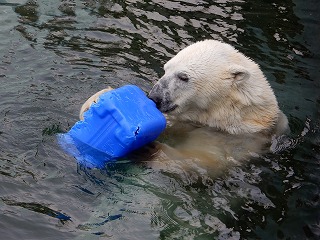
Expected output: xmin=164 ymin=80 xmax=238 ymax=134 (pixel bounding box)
xmin=0 ymin=0 xmax=319 ymax=239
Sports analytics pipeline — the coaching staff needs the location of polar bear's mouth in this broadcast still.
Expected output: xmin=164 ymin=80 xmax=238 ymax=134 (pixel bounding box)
xmin=148 ymin=90 xmax=178 ymax=113
xmin=152 ymin=99 xmax=177 ymax=113
xmin=163 ymin=104 xmax=178 ymax=113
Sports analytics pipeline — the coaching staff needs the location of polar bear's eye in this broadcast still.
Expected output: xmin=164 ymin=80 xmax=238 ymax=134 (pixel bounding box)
xmin=177 ymin=72 xmax=189 ymax=82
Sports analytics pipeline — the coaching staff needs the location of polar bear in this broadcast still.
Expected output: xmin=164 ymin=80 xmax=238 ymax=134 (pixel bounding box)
xmin=148 ymin=39 xmax=288 ymax=136
xmin=79 ymin=40 xmax=288 ymax=171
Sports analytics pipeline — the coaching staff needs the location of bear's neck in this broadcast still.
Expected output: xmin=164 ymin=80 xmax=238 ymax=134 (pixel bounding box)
xmin=176 ymin=88 xmax=280 ymax=135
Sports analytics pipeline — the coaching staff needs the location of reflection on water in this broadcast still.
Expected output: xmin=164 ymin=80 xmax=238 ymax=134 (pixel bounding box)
xmin=0 ymin=0 xmax=319 ymax=239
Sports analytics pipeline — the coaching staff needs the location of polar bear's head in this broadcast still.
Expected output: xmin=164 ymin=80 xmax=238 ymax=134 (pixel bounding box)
xmin=149 ymin=40 xmax=285 ymax=135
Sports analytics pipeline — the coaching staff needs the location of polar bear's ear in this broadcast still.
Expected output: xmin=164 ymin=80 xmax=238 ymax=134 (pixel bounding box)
xmin=228 ymin=65 xmax=250 ymax=83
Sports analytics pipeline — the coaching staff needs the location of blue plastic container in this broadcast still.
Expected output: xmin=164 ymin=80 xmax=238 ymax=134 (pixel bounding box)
xmin=62 ymin=85 xmax=166 ymax=167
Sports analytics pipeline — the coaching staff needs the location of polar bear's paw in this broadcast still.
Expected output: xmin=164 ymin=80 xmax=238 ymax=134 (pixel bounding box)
xmin=79 ymin=87 xmax=113 ymax=120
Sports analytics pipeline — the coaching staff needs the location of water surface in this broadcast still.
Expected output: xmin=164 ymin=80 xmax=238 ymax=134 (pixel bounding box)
xmin=0 ymin=0 xmax=319 ymax=239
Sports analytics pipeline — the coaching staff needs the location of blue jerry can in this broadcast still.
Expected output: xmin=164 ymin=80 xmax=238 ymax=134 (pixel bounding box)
xmin=66 ymin=85 xmax=166 ymax=165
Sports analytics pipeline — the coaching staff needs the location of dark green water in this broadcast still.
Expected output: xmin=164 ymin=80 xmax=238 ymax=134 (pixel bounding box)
xmin=0 ymin=0 xmax=319 ymax=239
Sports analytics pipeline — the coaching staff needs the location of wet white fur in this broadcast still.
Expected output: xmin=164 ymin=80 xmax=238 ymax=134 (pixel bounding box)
xmin=159 ymin=40 xmax=288 ymax=135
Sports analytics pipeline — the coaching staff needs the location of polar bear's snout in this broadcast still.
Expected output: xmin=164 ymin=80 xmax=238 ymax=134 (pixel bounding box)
xmin=148 ymin=84 xmax=162 ymax=108
xmin=148 ymin=82 xmax=177 ymax=113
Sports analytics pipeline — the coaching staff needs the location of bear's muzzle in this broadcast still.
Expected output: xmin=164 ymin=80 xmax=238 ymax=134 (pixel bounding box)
xmin=148 ymin=83 xmax=177 ymax=113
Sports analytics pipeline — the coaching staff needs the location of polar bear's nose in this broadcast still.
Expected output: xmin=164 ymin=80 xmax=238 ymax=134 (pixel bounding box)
xmin=148 ymin=84 xmax=163 ymax=109
xmin=148 ymin=91 xmax=162 ymax=109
